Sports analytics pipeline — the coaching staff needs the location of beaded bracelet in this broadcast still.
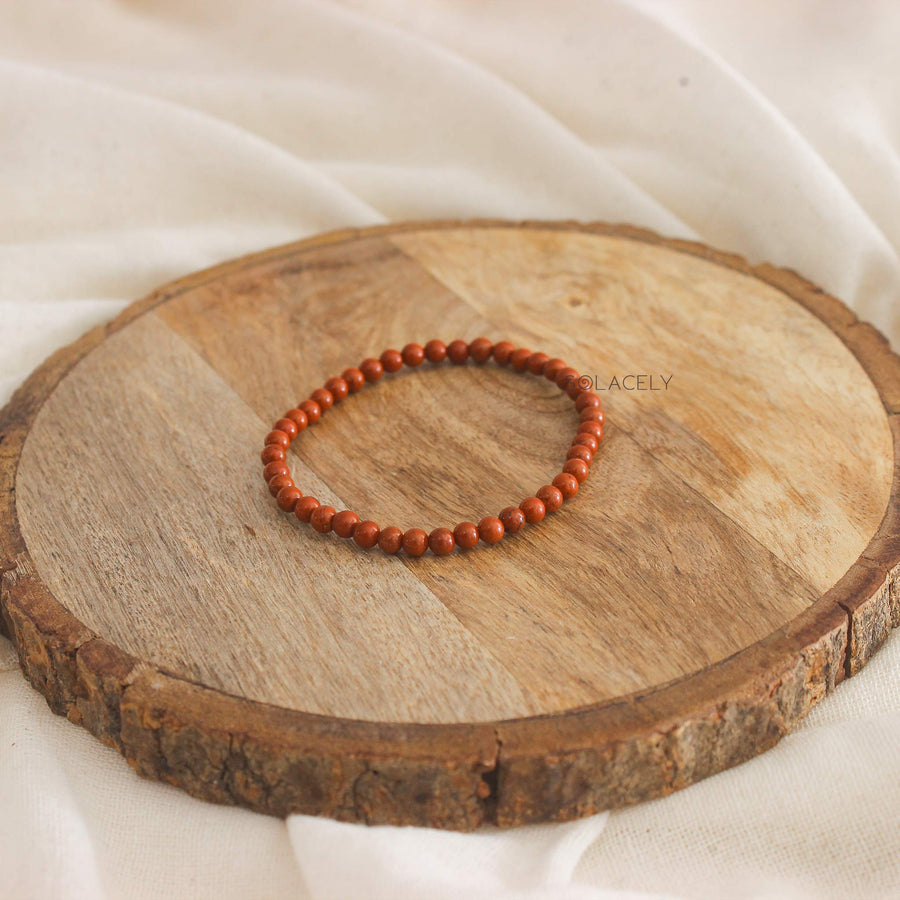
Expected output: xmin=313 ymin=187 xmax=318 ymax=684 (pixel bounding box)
xmin=260 ymin=338 xmax=604 ymax=556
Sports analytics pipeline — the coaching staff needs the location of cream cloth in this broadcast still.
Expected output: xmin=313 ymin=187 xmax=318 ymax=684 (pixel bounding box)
xmin=1 ymin=2 xmax=899 ymax=897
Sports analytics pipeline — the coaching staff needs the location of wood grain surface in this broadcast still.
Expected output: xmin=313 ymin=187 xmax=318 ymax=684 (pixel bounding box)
xmin=2 ymin=219 xmax=899 ymax=830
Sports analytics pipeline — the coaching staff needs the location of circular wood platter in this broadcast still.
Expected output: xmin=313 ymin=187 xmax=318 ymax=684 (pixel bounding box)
xmin=2 ymin=220 xmax=900 ymax=831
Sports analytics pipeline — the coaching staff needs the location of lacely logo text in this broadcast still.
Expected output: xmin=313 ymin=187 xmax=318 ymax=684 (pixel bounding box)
xmin=561 ymin=374 xmax=674 ymax=392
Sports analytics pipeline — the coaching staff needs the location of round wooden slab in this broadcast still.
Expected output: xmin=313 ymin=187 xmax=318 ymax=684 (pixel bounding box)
xmin=2 ymin=220 xmax=900 ymax=831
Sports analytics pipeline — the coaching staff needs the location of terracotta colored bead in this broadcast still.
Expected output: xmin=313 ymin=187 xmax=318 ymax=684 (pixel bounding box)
xmin=294 ymin=496 xmax=320 ymax=522
xmin=332 ymin=509 xmax=360 ymax=538
xmin=447 ymin=339 xmax=469 ymax=364
xmin=401 ymin=343 xmax=425 ymax=367
xmin=468 ymin=337 xmax=493 ymax=363
xmin=563 ymin=458 xmax=590 ymax=483
xmin=268 ymin=474 xmax=295 ymax=497
xmin=260 ymin=444 xmax=285 ymax=465
xmin=553 ymin=472 xmax=579 ymax=498
xmin=342 ymin=367 xmax=365 ymax=393
xmin=573 ymin=433 xmax=599 ymax=453
xmin=324 ymin=376 xmax=349 ymax=402
xmin=380 ymin=348 xmax=403 ymax=373
xmin=519 ymin=497 xmax=546 ymax=524
xmin=565 ymin=377 xmax=585 ymax=400
xmin=526 ymin=352 xmax=550 ymax=375
xmin=499 ymin=506 xmax=525 ymax=534
xmin=567 ymin=444 xmax=593 ymax=464
xmin=299 ymin=399 xmax=321 ymax=425
xmin=543 ymin=358 xmax=568 ymax=381
xmin=276 ymin=486 xmax=302 ymax=512
xmin=274 ymin=417 xmax=298 ymax=439
xmin=424 ymin=339 xmax=447 ymax=363
xmin=402 ymin=528 xmax=428 ymax=556
xmin=353 ymin=520 xmax=380 ymax=549
xmin=310 ymin=388 xmax=334 ymax=412
xmin=378 ymin=525 xmax=404 ymax=554
xmin=428 ymin=527 xmax=455 ymax=556
xmin=360 ymin=358 xmax=384 ymax=383
xmin=265 ymin=429 xmax=290 ymax=449
xmin=284 ymin=408 xmax=309 ymax=432
xmin=453 ymin=521 xmax=480 ymax=549
xmin=578 ymin=420 xmax=604 ymax=440
xmin=310 ymin=505 xmax=336 ymax=533
xmin=536 ymin=484 xmax=564 ymax=513
xmin=580 ymin=407 xmax=605 ymax=424
xmin=509 ymin=347 xmax=532 ymax=372
xmin=492 ymin=341 xmax=516 ymax=365
xmin=478 ymin=516 xmax=505 ymax=544
xmin=263 ymin=460 xmax=289 ymax=482
xmin=555 ymin=367 xmax=580 ymax=392
xmin=575 ymin=391 xmax=601 ymax=412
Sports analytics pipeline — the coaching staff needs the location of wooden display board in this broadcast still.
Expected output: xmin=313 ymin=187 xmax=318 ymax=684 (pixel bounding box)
xmin=2 ymin=220 xmax=899 ymax=831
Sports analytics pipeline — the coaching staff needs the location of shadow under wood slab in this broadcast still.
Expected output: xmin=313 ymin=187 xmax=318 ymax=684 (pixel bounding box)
xmin=1 ymin=219 xmax=899 ymax=830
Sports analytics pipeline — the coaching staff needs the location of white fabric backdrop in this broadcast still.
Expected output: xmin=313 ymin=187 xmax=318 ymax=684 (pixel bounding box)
xmin=1 ymin=2 xmax=899 ymax=897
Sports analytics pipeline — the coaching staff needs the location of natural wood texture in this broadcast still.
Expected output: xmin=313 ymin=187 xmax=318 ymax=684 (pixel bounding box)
xmin=1 ymin=219 xmax=899 ymax=830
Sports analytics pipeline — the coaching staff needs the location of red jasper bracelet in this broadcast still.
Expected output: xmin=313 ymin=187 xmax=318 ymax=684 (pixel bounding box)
xmin=260 ymin=338 xmax=604 ymax=556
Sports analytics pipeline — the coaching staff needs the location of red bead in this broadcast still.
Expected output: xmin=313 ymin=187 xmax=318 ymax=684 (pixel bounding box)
xmin=499 ymin=506 xmax=525 ymax=534
xmin=578 ymin=420 xmax=604 ymax=440
xmin=555 ymin=367 xmax=580 ymax=392
xmin=553 ymin=472 xmax=579 ymax=498
xmin=580 ymin=407 xmax=605 ymax=424
xmin=324 ymin=377 xmax=349 ymax=402
xmin=526 ymin=352 xmax=550 ymax=375
xmin=342 ymin=367 xmax=365 ymax=393
xmin=536 ymin=485 xmax=564 ymax=513
xmin=261 ymin=445 xmax=285 ymax=465
xmin=268 ymin=474 xmax=294 ymax=497
xmin=276 ymin=486 xmax=302 ymax=512
xmin=274 ymin=417 xmax=298 ymax=439
xmin=573 ymin=433 xmax=599 ymax=453
xmin=332 ymin=509 xmax=360 ymax=538
xmin=428 ymin=527 xmax=455 ymax=556
xmin=468 ymin=337 xmax=493 ymax=363
xmin=565 ymin=377 xmax=585 ymax=400
xmin=294 ymin=496 xmax=320 ymax=522
xmin=360 ymin=359 xmax=384 ymax=383
xmin=478 ymin=516 xmax=505 ymax=544
xmin=567 ymin=445 xmax=593 ymax=464
xmin=310 ymin=388 xmax=334 ymax=412
xmin=563 ymin=458 xmax=590 ymax=483
xmin=402 ymin=528 xmax=428 ymax=556
xmin=380 ymin=349 xmax=403 ymax=373
xmin=447 ymin=340 xmax=469 ymax=364
xmin=310 ymin=505 xmax=336 ymax=533
xmin=575 ymin=391 xmax=601 ymax=412
xmin=543 ymin=358 xmax=567 ymax=382
xmin=510 ymin=347 xmax=532 ymax=372
xmin=265 ymin=430 xmax=290 ymax=449
xmin=519 ymin=497 xmax=546 ymax=524
xmin=492 ymin=341 xmax=516 ymax=365
xmin=424 ymin=339 xmax=447 ymax=363
xmin=401 ymin=343 xmax=425 ymax=367
xmin=353 ymin=520 xmax=380 ymax=549
xmin=263 ymin=460 xmax=289 ymax=481
xmin=453 ymin=521 xmax=479 ymax=549
xmin=378 ymin=525 xmax=403 ymax=554
xmin=299 ymin=399 xmax=321 ymax=425
xmin=284 ymin=408 xmax=309 ymax=432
